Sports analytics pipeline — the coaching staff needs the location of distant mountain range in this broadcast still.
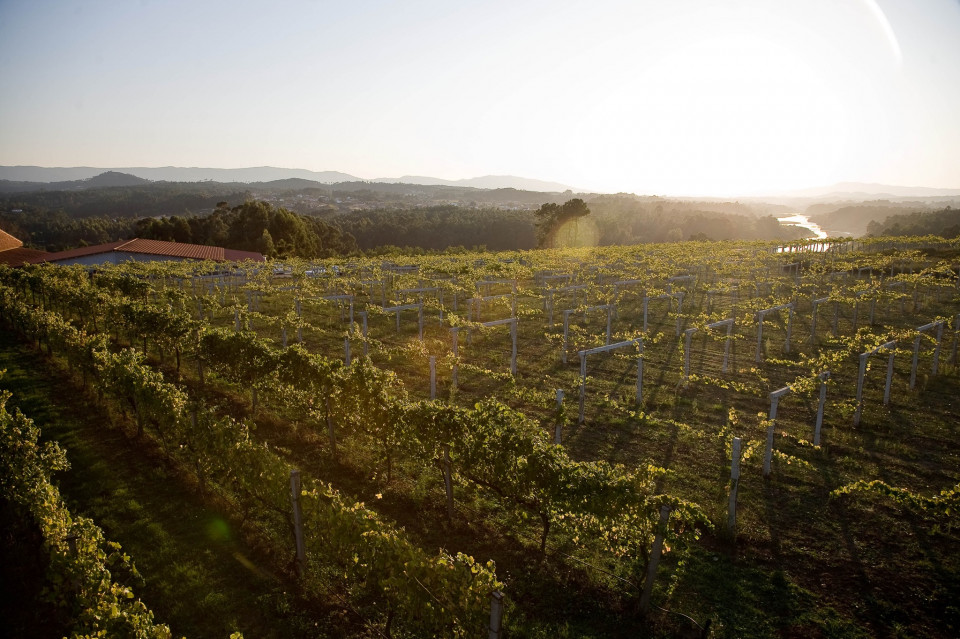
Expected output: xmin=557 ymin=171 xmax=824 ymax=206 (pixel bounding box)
xmin=373 ymin=174 xmax=575 ymax=192
xmin=756 ymin=182 xmax=960 ymax=199
xmin=0 ymin=166 xmax=577 ymax=193
xmin=2 ymin=166 xmax=957 ymax=200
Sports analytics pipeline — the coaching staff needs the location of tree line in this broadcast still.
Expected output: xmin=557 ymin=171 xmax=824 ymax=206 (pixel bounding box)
xmin=134 ymin=201 xmax=357 ymax=258
xmin=1 ymin=198 xmax=820 ymax=259
xmin=866 ymin=206 xmax=960 ymax=238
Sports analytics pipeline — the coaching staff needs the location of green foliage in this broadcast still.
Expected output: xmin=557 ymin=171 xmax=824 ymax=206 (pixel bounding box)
xmin=331 ymin=205 xmax=537 ymax=252
xmin=0 ymin=388 xmax=175 ymax=638
xmin=1 ymin=278 xmax=503 ymax=636
xmin=832 ymin=479 xmax=960 ymax=523
xmin=138 ymin=201 xmax=358 ymax=258
xmin=535 ymin=198 xmax=591 ymax=248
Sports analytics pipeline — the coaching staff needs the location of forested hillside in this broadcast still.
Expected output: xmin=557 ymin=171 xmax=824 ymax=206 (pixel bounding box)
xmin=2 ymin=180 xmax=814 ymax=257
xmin=135 ymin=201 xmax=357 ymax=258
xmin=866 ymin=207 xmax=960 ymax=238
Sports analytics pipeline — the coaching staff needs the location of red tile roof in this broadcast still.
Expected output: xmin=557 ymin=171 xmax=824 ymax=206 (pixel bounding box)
xmin=223 ymin=247 xmax=267 ymax=262
xmin=0 ymin=247 xmax=49 ymax=267
xmin=0 ymin=228 xmax=24 ymax=252
xmin=28 ymin=238 xmax=264 ymax=264
xmin=32 ymin=240 xmax=128 ymax=262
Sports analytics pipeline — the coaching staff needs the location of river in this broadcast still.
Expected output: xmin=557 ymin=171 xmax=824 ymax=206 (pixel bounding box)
xmin=777 ymin=214 xmax=828 ymax=239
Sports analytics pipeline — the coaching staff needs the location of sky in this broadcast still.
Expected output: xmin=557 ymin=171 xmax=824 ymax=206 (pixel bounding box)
xmin=1 ymin=0 xmax=959 ymax=196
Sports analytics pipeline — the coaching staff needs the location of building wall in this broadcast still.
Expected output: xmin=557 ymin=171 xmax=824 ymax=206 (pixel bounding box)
xmin=47 ymin=252 xmax=193 ymax=267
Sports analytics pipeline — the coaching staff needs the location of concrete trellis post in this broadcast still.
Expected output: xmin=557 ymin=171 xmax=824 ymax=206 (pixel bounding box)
xmin=755 ymin=303 xmax=794 ymax=363
xmin=706 ymin=318 xmax=735 ymax=373
xmin=854 ymin=340 xmax=897 ymax=426
xmin=344 ymin=338 xmax=351 ymax=366
xmin=429 ymin=356 xmax=437 ymax=400
xmin=382 ymin=303 xmax=424 ymax=340
xmin=765 ymin=386 xmax=792 ymax=477
xmin=910 ymin=320 xmax=946 ymax=389
xmin=932 ymin=320 xmax=945 ymax=374
xmin=397 ymin=286 xmax=442 ymax=321
xmin=323 ymin=294 xmax=354 ymax=326
xmin=468 ymin=318 xmax=518 ymax=376
xmin=562 ymin=309 xmax=574 ymax=364
xmin=814 ymin=371 xmax=830 ymax=446
xmin=578 ymin=353 xmax=586 ymax=425
xmin=640 ymin=505 xmax=672 ymax=614
xmin=510 ymin=319 xmax=517 ymax=376
xmin=811 ymin=297 xmax=830 ymax=343
xmin=674 ymin=291 xmax=686 ymax=336
xmin=612 ymin=279 xmax=644 ymax=320
xmin=561 ymin=304 xmax=613 ymax=363
xmin=642 ymin=292 xmax=683 ymax=335
xmin=545 ymin=284 xmax=587 ymax=324
xmin=577 ymin=338 xmax=644 ymax=424
xmin=357 ymin=311 xmax=369 ymax=355
xmin=470 ymin=292 xmax=515 ymax=323
xmin=665 ymin=274 xmax=695 ymax=295
xmin=682 ymin=328 xmax=696 ymax=380
xmin=488 ymin=591 xmax=504 ymax=639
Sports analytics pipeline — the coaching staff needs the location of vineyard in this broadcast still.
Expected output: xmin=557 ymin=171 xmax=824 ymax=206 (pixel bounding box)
xmin=2 ymin=235 xmax=959 ymax=638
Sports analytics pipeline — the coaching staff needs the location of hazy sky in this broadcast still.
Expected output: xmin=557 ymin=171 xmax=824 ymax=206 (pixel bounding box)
xmin=2 ymin=0 xmax=959 ymax=195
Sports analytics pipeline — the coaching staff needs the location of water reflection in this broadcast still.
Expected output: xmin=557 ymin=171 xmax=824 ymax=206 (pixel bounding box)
xmin=777 ymin=214 xmax=828 ymax=239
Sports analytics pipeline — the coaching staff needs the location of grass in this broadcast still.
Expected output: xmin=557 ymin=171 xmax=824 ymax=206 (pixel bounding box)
xmin=0 ymin=330 xmax=333 ymax=639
